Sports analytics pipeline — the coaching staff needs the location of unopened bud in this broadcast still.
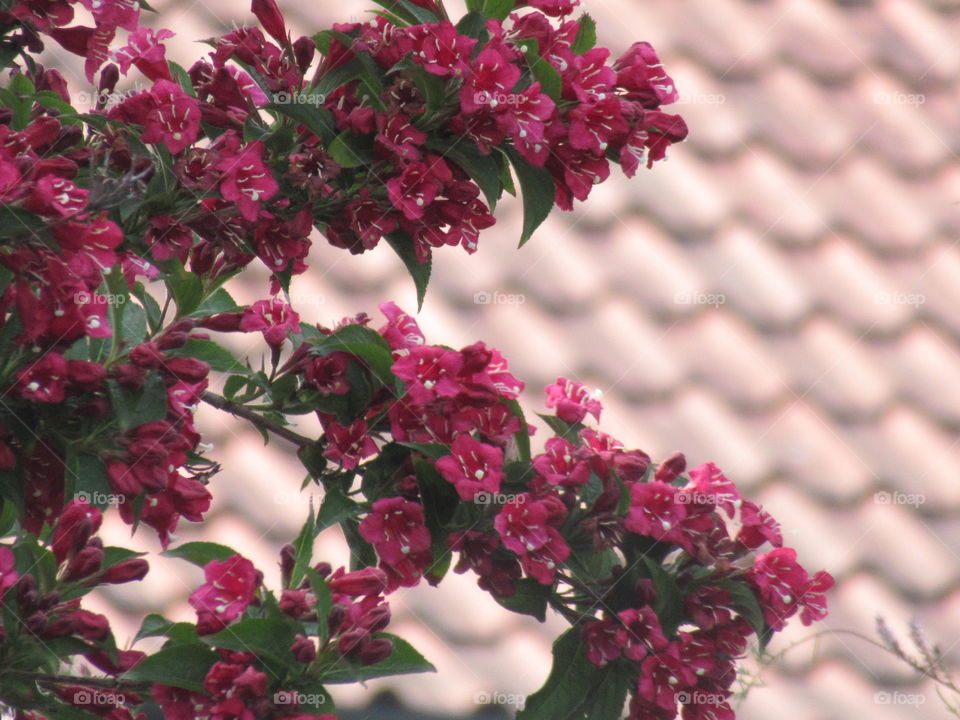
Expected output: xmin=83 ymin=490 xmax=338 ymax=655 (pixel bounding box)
xmin=359 ymin=637 xmax=393 ymax=666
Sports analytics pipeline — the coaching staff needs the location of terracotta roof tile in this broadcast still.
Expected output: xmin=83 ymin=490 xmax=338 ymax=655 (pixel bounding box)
xmin=774 ymin=0 xmax=871 ymax=82
xmin=751 ymin=402 xmax=874 ymax=504
xmin=670 ymin=60 xmax=752 ymax=157
xmin=728 ymin=150 xmax=829 ymax=246
xmin=814 ymin=157 xmax=938 ymax=252
xmin=770 ymin=317 xmax=894 ymax=420
xmin=693 ymin=225 xmax=813 ymax=329
xmin=747 ymin=66 xmax=858 ymax=170
xmin=873 ymin=0 xmax=960 ymax=86
xmin=794 ymin=235 xmax=913 ymax=335
xmin=598 ymin=218 xmax=709 ymax=317
xmin=878 ymin=325 xmax=960 ymax=427
xmin=674 ymin=312 xmax=787 ymax=410
xmin=664 ymin=0 xmax=777 ymax=78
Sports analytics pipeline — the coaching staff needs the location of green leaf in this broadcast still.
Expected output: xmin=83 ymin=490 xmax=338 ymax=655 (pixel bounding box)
xmin=161 ymin=541 xmax=238 ymax=568
xmin=386 ymin=231 xmax=431 ymax=310
xmin=316 ymin=488 xmax=360 ymax=534
xmin=482 ymin=0 xmax=515 ymax=20
xmin=201 ymin=618 xmax=298 ymax=661
xmin=134 ymin=613 xmax=175 ymax=642
xmin=504 ymin=399 xmax=531 ymax=463
xmin=505 ymin=147 xmax=555 ymax=246
xmin=310 ymin=323 xmax=395 ymax=385
xmin=494 ymin=578 xmax=550 ymax=621
xmin=720 ymin=579 xmax=772 ymax=651
xmin=342 ymin=518 xmax=378 ymax=570
xmin=131 ymin=282 xmax=163 ymax=331
xmin=265 ymin=101 xmax=336 ymax=145
xmin=166 ymin=338 xmax=246 ymax=374
xmin=399 ymin=442 xmax=449 ymax=460
xmin=526 ymin=48 xmax=562 ymax=101
xmin=455 ymin=10 xmax=487 ymax=39
xmin=427 ymin=137 xmax=502 ymax=210
xmin=120 ymin=302 xmax=147 ymax=346
xmin=570 ymin=14 xmax=597 ymax=55
xmin=536 ymin=413 xmax=583 ymax=442
xmin=327 ymin=130 xmax=372 ymax=168
xmin=167 ymin=260 xmax=204 ymax=316
xmin=304 ymin=567 xmax=334 ymax=644
xmin=516 ymin=628 xmax=603 ymax=720
xmin=0 ymin=205 xmax=44 ymax=239
xmin=413 ymin=457 xmax=458 ymax=538
xmin=64 ymin=452 xmax=113 ymax=511
xmin=193 ymin=287 xmax=240 ymax=316
xmin=121 ymin=644 xmax=218 ymax=692
xmin=105 ymin=373 xmax=168 ymax=432
xmin=643 ymin=556 xmax=683 ymax=636
xmin=321 ymin=634 xmax=435 ymax=683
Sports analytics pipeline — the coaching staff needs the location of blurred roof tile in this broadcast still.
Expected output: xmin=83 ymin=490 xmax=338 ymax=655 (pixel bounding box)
xmin=771 ymin=317 xmax=894 ymax=420
xmin=878 ymin=325 xmax=960 ymax=426
xmin=693 ymin=225 xmax=813 ymax=329
xmin=775 ymin=0 xmax=871 ymax=82
xmin=873 ymin=0 xmax=960 ymax=86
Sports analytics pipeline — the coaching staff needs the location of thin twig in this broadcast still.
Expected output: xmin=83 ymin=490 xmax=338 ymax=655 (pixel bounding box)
xmin=201 ymin=391 xmax=315 ymax=448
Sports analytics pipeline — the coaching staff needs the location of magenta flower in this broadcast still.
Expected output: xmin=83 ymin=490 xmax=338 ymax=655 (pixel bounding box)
xmin=188 ymin=555 xmax=261 ymax=635
xmin=111 ymin=79 xmax=201 ymax=155
xmin=239 ymin=297 xmax=300 ymax=348
xmin=0 ymin=546 xmax=19 ymax=595
xmin=614 ymin=41 xmax=679 ymax=109
xmin=392 ymin=344 xmax=464 ymax=406
xmin=544 ymin=377 xmax=602 ymax=423
xmin=16 ymin=352 xmax=68 ymax=403
xmin=359 ymin=496 xmax=433 ymax=588
xmin=435 ymin=434 xmax=504 ymax=502
xmin=625 ymin=481 xmax=689 ymax=548
xmin=216 ymin=139 xmax=278 ymax=220
xmin=323 ymin=420 xmax=378 ymax=470
xmin=114 ymin=27 xmax=174 ymax=81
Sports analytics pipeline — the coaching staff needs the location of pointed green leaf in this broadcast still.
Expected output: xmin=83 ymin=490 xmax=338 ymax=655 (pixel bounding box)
xmin=506 ymin=147 xmax=555 ymax=246
xmin=386 ymin=231 xmax=431 ymax=310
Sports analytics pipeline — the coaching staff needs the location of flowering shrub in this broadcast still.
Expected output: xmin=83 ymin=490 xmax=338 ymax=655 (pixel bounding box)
xmin=0 ymin=0 xmax=830 ymax=718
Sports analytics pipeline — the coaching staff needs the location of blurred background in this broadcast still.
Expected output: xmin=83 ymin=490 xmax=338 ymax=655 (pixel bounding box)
xmin=42 ymin=0 xmax=960 ymax=717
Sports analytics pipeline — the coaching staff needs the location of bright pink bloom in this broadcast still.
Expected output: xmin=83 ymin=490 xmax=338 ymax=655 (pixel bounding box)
xmin=16 ymin=352 xmax=68 ymax=403
xmin=435 ymin=434 xmax=505 ymax=501
xmin=392 ymin=344 xmax=463 ymax=405
xmin=378 ymin=302 xmax=425 ymax=351
xmin=544 ymin=377 xmax=602 ymax=423
xmin=358 ymin=496 xmax=433 ymax=587
xmin=625 ymin=481 xmax=689 ymax=547
xmin=23 ymin=174 xmax=87 ymax=217
xmin=460 ymin=48 xmax=521 ymax=114
xmin=51 ymin=499 xmax=102 ymax=563
xmin=617 ymin=606 xmax=669 ymax=661
xmin=216 ymin=140 xmax=278 ymax=221
xmin=532 ymin=437 xmax=590 ymax=487
xmin=114 ymin=27 xmax=174 ymax=81
xmin=111 ymin=79 xmax=201 ymax=155
xmin=323 ymin=420 xmax=378 ymax=470
xmin=582 ymin=617 xmax=622 ymax=667
xmin=188 ymin=555 xmax=261 ymax=634
xmin=79 ymin=0 xmax=139 ymax=31
xmin=748 ymin=547 xmax=832 ymax=631
xmin=637 ymin=641 xmax=696 ymax=712
xmin=494 ymin=496 xmax=569 ymax=584
xmin=614 ymin=41 xmax=679 ymax=108
xmin=238 ymin=297 xmax=300 ymax=347
xmin=412 ymin=22 xmax=476 ymax=77
xmin=0 ymin=546 xmax=18 ymax=595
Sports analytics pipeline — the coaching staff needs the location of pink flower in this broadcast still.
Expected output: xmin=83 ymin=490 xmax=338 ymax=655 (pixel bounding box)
xmin=17 ymin=352 xmax=69 ymax=403
xmin=616 ymin=606 xmax=669 ymax=661
xmin=391 ymin=344 xmax=463 ymax=405
xmin=435 ymin=434 xmax=504 ymax=501
xmin=636 ymin=641 xmax=695 ymax=712
xmin=567 ymin=97 xmax=629 ymax=155
xmin=188 ymin=555 xmax=261 ymax=634
xmin=51 ymin=499 xmax=102 ymax=563
xmin=23 ymin=174 xmax=87 ymax=217
xmin=625 ymin=481 xmax=689 ymax=547
xmin=614 ymin=41 xmax=679 ymax=109
xmin=582 ymin=617 xmax=622 ymax=667
xmin=0 ymin=546 xmax=18 ymax=595
xmin=358 ymin=496 xmax=433 ymax=588
xmin=749 ymin=548 xmax=833 ymax=631
xmin=378 ymin=301 xmax=425 ymax=351
xmin=110 ymin=79 xmax=201 ymax=155
xmin=114 ymin=27 xmax=174 ymax=81
xmin=494 ymin=496 xmax=570 ymax=584
xmin=216 ymin=139 xmax=278 ymax=221
xmin=544 ymin=377 xmax=602 ymax=423
xmin=323 ymin=420 xmax=378 ymax=470
xmin=460 ymin=48 xmax=521 ymax=114
xmin=238 ymin=297 xmax=300 ymax=347
xmin=386 ymin=161 xmax=443 ymax=220
xmin=412 ymin=22 xmax=476 ymax=77
xmin=79 ymin=0 xmax=140 ymax=32
xmin=532 ymin=437 xmax=590 ymax=487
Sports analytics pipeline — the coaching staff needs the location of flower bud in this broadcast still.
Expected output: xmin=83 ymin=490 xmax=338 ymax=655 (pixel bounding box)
xmin=326 ymin=603 xmax=346 ymax=636
xmin=100 ymin=558 xmax=149 ymax=584
xmin=63 ymin=546 xmax=103 ymax=581
xmin=362 ymin=604 xmax=391 ymax=633
xmin=337 ymin=627 xmax=368 ymax=655
xmin=291 ymin=634 xmax=317 ymax=663
xmin=129 ymin=342 xmax=164 ymax=369
xmin=279 ymin=544 xmax=296 ymax=587
xmin=327 ymin=567 xmax=387 ymax=597
xmin=653 ymin=452 xmax=686 ymax=483
xmin=359 ymin=637 xmax=393 ymax=666
xmin=293 ymin=36 xmax=315 ymax=74
xmin=26 ymin=611 xmax=47 ymax=634
xmin=98 ymin=63 xmax=119 ymax=98
xmin=251 ymin=0 xmax=287 ymax=45
xmin=312 ymin=561 xmax=332 ymax=579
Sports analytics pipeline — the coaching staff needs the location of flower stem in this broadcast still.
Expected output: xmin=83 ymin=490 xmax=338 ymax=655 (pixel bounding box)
xmin=201 ymin=391 xmax=315 ymax=448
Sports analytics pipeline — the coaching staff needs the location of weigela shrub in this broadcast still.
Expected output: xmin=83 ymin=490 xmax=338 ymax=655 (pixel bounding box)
xmin=0 ymin=0 xmax=830 ymax=719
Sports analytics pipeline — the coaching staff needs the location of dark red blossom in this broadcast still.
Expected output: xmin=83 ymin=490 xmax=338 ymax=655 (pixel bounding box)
xmin=188 ymin=555 xmax=261 ymax=634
